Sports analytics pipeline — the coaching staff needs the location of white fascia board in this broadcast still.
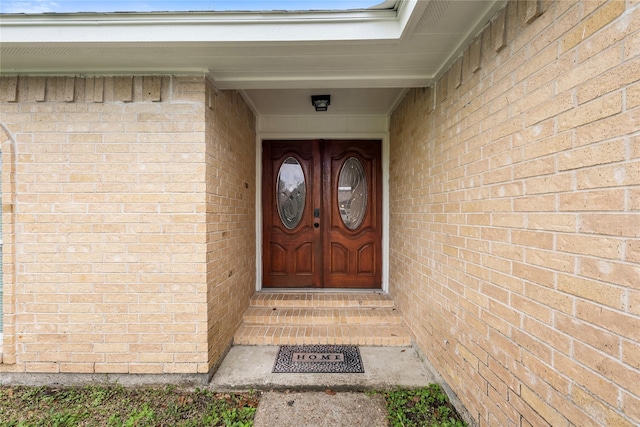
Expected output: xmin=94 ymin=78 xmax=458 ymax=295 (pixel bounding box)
xmin=0 ymin=9 xmax=404 ymax=44
xmin=396 ymin=0 xmax=427 ymax=39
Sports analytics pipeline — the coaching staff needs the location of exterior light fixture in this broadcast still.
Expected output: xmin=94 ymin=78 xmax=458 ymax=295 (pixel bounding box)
xmin=311 ymin=95 xmax=331 ymax=112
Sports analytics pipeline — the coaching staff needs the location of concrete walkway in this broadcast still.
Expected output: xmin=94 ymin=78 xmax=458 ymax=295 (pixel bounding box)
xmin=210 ymin=346 xmax=437 ymax=427
xmin=253 ymin=391 xmax=389 ymax=427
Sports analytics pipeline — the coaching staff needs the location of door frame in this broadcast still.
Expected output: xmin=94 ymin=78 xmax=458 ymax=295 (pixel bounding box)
xmin=255 ymin=131 xmax=390 ymax=293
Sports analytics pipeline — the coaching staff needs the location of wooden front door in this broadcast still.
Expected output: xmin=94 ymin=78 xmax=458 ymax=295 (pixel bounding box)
xmin=262 ymin=140 xmax=382 ymax=289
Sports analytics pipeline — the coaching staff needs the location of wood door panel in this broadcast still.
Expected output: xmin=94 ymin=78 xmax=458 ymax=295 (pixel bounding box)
xmin=356 ymin=243 xmax=375 ymax=275
xmin=263 ymin=139 xmax=381 ymax=289
xmin=269 ymin=243 xmax=287 ymax=274
xmin=268 ymin=240 xmax=318 ymax=275
xmin=329 ymin=243 xmax=349 ymax=275
xmin=327 ymin=241 xmax=377 ymax=274
xmin=323 ymin=140 xmax=382 ymax=288
xmin=294 ymin=242 xmax=315 ymax=275
xmin=263 ymin=140 xmax=321 ymax=288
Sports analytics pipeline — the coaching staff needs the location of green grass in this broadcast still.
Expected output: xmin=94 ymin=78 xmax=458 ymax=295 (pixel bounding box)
xmin=383 ymin=384 xmax=467 ymax=427
xmin=1 ymin=384 xmax=466 ymax=427
xmin=0 ymin=385 xmax=258 ymax=427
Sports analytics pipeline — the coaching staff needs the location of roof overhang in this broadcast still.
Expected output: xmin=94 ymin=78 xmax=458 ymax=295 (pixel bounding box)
xmin=0 ymin=1 xmax=420 ymax=44
xmin=0 ymin=0 xmax=504 ymax=115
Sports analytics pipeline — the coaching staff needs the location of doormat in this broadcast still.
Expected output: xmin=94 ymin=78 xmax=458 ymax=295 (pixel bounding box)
xmin=273 ymin=345 xmax=365 ymax=373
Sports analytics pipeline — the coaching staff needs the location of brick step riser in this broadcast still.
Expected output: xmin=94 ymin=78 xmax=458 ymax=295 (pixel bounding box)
xmin=235 ymin=337 xmax=412 ymax=346
xmin=243 ymin=316 xmax=403 ymax=326
xmin=234 ymin=325 xmax=411 ymax=347
xmin=249 ymin=293 xmax=395 ymax=309
xmin=242 ymin=307 xmax=403 ymax=326
xmin=250 ymin=302 xmax=395 ymax=309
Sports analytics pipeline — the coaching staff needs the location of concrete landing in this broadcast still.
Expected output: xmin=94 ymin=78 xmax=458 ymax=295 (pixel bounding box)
xmin=211 ymin=345 xmax=440 ymax=427
xmin=209 ymin=345 xmax=436 ymax=391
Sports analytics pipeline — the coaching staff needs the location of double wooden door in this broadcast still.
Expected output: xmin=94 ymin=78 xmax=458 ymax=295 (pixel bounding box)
xmin=262 ymin=140 xmax=382 ymax=289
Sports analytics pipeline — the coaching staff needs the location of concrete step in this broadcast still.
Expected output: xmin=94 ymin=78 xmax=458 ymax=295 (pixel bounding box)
xmin=234 ymin=292 xmax=412 ymax=347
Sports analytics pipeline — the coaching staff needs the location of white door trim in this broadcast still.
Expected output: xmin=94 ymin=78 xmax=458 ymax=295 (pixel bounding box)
xmin=255 ymin=116 xmax=390 ymax=293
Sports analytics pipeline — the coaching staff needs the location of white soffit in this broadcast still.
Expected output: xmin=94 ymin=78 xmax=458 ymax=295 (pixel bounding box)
xmin=0 ymin=0 xmax=503 ymax=116
xmin=242 ymin=87 xmax=408 ymax=116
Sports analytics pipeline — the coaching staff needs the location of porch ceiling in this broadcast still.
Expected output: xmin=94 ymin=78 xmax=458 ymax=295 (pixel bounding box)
xmin=0 ymin=0 xmax=504 ymax=116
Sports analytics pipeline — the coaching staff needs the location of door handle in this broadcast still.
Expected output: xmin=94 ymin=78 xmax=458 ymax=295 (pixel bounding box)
xmin=314 ymin=208 xmax=320 ymax=218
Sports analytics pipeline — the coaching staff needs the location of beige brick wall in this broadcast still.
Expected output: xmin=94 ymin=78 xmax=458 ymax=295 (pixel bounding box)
xmin=389 ymin=1 xmax=639 ymax=426
xmin=0 ymin=125 xmax=17 ymax=365
xmin=204 ymin=80 xmax=256 ymax=371
xmin=0 ymin=75 xmax=255 ymax=378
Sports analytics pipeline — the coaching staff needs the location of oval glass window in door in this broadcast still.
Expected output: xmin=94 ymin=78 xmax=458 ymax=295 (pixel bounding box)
xmin=338 ymin=157 xmax=368 ymax=229
xmin=276 ymin=157 xmax=306 ymax=229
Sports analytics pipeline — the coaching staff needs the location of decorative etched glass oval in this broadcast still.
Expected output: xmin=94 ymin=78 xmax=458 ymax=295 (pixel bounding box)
xmin=338 ymin=157 xmax=368 ymax=229
xmin=277 ymin=157 xmax=306 ymax=229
